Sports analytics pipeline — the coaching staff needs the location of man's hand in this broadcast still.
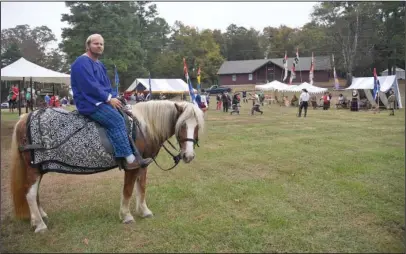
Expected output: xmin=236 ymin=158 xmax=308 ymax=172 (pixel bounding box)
xmin=108 ymin=98 xmax=122 ymax=109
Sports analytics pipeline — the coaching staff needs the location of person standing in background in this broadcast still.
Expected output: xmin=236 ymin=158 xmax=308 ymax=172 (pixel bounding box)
xmin=44 ymin=94 xmax=50 ymax=106
xmin=298 ymin=88 xmax=310 ymax=117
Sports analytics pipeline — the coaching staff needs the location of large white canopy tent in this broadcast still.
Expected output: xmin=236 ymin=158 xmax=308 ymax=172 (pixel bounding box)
xmin=255 ymin=80 xmax=328 ymax=94
xmin=1 ymin=57 xmax=71 ymax=115
xmin=126 ymin=78 xmax=196 ymax=93
xmin=345 ymin=75 xmax=402 ymax=108
xmin=1 ymin=57 xmax=70 ymax=84
xmin=255 ymin=80 xmax=292 ymax=91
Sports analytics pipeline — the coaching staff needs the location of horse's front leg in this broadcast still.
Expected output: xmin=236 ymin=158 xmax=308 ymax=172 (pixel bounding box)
xmin=135 ymin=168 xmax=153 ymax=218
xmin=119 ymin=170 xmax=138 ymax=224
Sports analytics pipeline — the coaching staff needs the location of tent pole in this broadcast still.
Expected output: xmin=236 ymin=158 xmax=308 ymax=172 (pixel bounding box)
xmin=19 ymin=78 xmax=24 ymax=116
xmin=377 ymin=90 xmax=380 ymax=113
xmin=30 ymin=77 xmax=33 ymax=111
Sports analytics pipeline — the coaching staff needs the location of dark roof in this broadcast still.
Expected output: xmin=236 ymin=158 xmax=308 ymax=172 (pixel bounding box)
xmin=217 ymin=59 xmax=271 ymax=75
xmin=217 ymin=56 xmax=331 ymax=75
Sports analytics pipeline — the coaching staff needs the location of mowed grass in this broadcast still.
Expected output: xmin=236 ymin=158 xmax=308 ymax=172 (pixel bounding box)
xmin=1 ymin=102 xmax=405 ymax=253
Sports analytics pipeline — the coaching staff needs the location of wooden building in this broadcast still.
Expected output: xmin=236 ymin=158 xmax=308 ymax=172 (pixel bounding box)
xmin=217 ymin=56 xmax=332 ymax=86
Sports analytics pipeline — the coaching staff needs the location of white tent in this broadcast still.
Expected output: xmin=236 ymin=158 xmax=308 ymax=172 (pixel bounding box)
xmin=294 ymin=82 xmax=328 ymax=94
xmin=1 ymin=57 xmax=70 ymax=84
xmin=345 ymin=75 xmax=402 ymax=108
xmin=256 ymin=80 xmax=328 ymax=94
xmin=381 ymin=68 xmax=405 ymax=80
xmin=255 ymin=80 xmax=291 ymax=91
xmin=126 ymin=78 xmax=196 ymax=94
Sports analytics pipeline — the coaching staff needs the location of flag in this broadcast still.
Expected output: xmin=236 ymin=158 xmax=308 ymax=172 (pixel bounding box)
xmin=183 ymin=58 xmax=190 ymax=82
xmin=372 ymin=68 xmax=380 ymax=100
xmin=197 ymin=66 xmax=201 ymax=92
xmin=332 ymin=54 xmax=340 ymax=89
xmin=114 ymin=65 xmax=120 ymax=95
xmin=309 ymin=52 xmax=314 ymax=85
xmin=183 ymin=58 xmax=196 ymax=104
xmin=148 ymin=71 xmax=152 ymax=100
xmin=294 ymin=48 xmax=299 ymax=66
xmin=289 ymin=49 xmax=298 ymax=85
xmin=283 ymin=51 xmax=288 ymax=81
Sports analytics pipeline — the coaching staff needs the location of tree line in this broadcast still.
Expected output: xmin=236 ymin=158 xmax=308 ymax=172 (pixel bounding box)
xmin=1 ymin=1 xmax=404 ymax=89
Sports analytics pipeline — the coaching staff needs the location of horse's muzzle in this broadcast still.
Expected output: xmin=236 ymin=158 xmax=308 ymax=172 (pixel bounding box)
xmin=182 ymin=152 xmax=195 ymax=163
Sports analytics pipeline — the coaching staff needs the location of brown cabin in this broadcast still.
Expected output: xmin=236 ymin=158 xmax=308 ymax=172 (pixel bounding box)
xmin=217 ymin=56 xmax=332 ymax=86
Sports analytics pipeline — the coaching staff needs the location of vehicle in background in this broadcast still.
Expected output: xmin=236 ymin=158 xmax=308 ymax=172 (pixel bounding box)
xmin=204 ymin=85 xmax=232 ymax=94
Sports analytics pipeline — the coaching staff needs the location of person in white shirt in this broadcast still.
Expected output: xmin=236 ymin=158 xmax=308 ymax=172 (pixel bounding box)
xmin=200 ymin=93 xmax=208 ymax=108
xmin=298 ymin=88 xmax=310 ymax=117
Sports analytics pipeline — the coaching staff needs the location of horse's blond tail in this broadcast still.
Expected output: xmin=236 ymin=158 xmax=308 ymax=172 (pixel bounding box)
xmin=10 ymin=116 xmax=30 ymax=219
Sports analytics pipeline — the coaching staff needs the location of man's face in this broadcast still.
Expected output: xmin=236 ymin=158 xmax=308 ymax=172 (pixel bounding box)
xmin=88 ymin=36 xmax=104 ymax=56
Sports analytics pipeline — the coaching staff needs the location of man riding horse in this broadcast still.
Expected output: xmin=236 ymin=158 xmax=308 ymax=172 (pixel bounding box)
xmin=70 ymin=34 xmax=153 ymax=170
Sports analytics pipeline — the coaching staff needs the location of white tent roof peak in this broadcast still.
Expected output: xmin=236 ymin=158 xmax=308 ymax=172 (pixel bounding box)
xmin=1 ymin=57 xmax=70 ymax=84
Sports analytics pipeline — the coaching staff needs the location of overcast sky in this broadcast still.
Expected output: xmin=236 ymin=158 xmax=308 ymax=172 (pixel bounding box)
xmin=1 ymin=1 xmax=317 ymax=49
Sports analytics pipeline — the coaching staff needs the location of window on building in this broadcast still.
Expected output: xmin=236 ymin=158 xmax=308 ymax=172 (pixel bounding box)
xmin=232 ymin=74 xmax=236 ymax=81
xmin=248 ymin=73 xmax=253 ymax=80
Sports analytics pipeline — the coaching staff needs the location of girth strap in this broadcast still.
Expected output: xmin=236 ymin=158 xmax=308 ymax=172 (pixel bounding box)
xmin=19 ymin=144 xmax=45 ymax=152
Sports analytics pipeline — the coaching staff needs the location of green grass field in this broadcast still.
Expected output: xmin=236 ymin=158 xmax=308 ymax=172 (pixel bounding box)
xmin=1 ymin=102 xmax=404 ymax=253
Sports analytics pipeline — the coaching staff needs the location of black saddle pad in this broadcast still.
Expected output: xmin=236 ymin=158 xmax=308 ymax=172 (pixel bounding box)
xmin=27 ymin=108 xmax=133 ymax=174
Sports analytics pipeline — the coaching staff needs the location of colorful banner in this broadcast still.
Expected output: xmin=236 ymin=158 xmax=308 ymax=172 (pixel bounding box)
xmin=183 ymin=58 xmax=196 ymax=104
xmin=372 ymin=68 xmax=380 ymax=100
xmin=289 ymin=49 xmax=298 ymax=85
xmin=197 ymin=66 xmax=201 ymax=92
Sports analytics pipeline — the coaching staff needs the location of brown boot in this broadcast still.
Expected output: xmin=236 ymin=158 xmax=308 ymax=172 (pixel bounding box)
xmin=126 ymin=157 xmax=154 ymax=170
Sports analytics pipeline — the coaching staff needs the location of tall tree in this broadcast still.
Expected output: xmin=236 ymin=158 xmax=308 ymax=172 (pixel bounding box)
xmin=1 ymin=42 xmax=22 ymax=68
xmin=311 ymin=2 xmax=378 ymax=85
xmin=374 ymin=2 xmax=405 ymax=75
xmin=1 ymin=24 xmax=56 ymax=66
xmin=60 ymin=1 xmax=147 ymax=87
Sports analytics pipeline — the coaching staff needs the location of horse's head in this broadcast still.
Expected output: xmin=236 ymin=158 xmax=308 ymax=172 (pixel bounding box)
xmin=174 ymin=102 xmax=205 ymax=163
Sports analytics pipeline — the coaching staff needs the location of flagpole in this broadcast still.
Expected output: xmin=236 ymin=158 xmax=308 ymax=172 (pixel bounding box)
xmin=377 ymin=86 xmax=380 ymax=114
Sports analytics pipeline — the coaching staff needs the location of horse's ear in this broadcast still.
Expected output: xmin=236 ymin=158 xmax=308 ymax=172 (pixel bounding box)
xmin=174 ymin=103 xmax=184 ymax=114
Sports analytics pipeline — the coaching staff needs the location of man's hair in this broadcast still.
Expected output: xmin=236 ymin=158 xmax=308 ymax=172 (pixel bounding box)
xmin=85 ymin=34 xmax=103 ymax=50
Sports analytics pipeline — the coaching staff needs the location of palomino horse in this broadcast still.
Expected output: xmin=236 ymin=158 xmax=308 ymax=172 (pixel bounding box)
xmin=10 ymin=100 xmax=205 ymax=233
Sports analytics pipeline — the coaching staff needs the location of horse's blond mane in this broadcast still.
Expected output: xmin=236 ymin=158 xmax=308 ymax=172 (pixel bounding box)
xmin=131 ymin=100 xmax=204 ymax=146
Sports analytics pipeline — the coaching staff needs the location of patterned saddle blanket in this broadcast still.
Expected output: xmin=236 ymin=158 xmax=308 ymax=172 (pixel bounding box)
xmin=26 ymin=107 xmax=135 ymax=174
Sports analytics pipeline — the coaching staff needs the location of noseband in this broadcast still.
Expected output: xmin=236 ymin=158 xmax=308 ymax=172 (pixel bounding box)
xmin=177 ymin=137 xmax=199 ymax=149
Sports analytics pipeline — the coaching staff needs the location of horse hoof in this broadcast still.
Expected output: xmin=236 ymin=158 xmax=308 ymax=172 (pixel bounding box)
xmin=34 ymin=225 xmax=48 ymax=233
xmin=123 ymin=215 xmax=135 ymax=224
xmin=142 ymin=213 xmax=154 ymax=218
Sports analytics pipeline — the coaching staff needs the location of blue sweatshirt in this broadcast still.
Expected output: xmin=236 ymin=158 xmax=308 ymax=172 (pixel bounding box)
xmin=70 ymin=55 xmax=117 ymax=115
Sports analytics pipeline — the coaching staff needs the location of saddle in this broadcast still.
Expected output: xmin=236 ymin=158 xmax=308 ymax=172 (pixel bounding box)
xmin=22 ymin=107 xmax=137 ymax=174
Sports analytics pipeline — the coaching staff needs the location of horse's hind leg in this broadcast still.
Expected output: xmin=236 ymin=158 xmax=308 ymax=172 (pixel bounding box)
xmin=120 ymin=170 xmax=137 ymax=224
xmin=27 ymin=174 xmax=47 ymax=233
xmin=135 ymin=168 xmax=153 ymax=218
xmin=36 ymin=176 xmax=48 ymax=220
